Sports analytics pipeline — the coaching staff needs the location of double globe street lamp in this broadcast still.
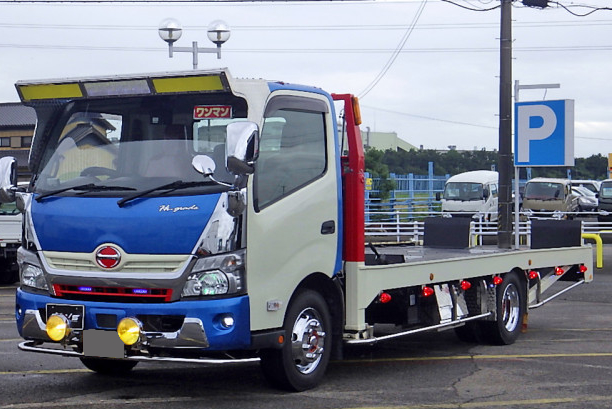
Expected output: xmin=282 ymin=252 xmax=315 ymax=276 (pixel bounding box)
xmin=158 ymin=18 xmax=231 ymax=69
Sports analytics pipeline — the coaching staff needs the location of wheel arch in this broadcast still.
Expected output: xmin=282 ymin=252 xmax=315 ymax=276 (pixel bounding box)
xmin=288 ymin=272 xmax=345 ymax=360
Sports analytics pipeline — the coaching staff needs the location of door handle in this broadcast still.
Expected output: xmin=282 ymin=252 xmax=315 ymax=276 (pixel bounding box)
xmin=321 ymin=220 xmax=335 ymax=235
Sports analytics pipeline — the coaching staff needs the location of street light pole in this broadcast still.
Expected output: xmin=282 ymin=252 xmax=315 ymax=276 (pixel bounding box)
xmin=498 ymin=0 xmax=513 ymax=249
xmin=158 ymin=18 xmax=230 ymax=70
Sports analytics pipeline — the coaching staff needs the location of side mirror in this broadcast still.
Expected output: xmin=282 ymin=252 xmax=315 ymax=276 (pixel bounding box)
xmin=191 ymin=155 xmax=216 ymax=177
xmin=435 ymin=192 xmax=441 ymax=201
xmin=483 ymin=188 xmax=490 ymax=200
xmin=0 ymin=156 xmax=17 ymax=203
xmin=226 ymin=121 xmax=259 ymax=176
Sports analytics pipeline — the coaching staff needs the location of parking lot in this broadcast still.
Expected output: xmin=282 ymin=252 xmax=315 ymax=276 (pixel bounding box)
xmin=1 ymin=245 xmax=611 ymax=409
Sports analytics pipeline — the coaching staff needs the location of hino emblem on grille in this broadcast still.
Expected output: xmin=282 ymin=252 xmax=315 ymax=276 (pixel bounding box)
xmin=95 ymin=245 xmax=121 ymax=269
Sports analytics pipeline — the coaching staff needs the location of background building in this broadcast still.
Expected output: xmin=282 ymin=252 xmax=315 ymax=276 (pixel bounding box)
xmin=0 ymin=103 xmax=36 ymax=180
xmin=361 ymin=128 xmax=416 ymax=152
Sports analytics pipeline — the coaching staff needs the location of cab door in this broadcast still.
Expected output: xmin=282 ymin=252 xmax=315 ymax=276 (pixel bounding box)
xmin=246 ymin=92 xmax=340 ymax=331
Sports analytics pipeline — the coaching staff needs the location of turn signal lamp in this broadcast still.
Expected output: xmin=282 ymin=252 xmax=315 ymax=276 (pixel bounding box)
xmin=46 ymin=314 xmax=70 ymax=342
xmin=528 ymin=270 xmax=539 ymax=280
xmin=117 ymin=317 xmax=142 ymax=346
xmin=492 ymin=276 xmax=503 ymax=286
xmin=379 ymin=292 xmax=392 ymax=304
xmin=351 ymin=96 xmax=362 ymax=125
xmin=421 ymin=286 xmax=434 ymax=297
xmin=554 ymin=267 xmax=564 ymax=276
xmin=579 ymin=265 xmax=588 ymax=274
xmin=460 ymin=280 xmax=471 ymax=291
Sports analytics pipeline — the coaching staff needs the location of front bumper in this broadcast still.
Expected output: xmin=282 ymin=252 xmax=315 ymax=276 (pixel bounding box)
xmin=16 ymin=288 xmax=252 ymax=354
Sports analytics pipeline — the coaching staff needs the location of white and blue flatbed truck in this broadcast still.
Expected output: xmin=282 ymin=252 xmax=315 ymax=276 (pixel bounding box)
xmin=0 ymin=69 xmax=593 ymax=391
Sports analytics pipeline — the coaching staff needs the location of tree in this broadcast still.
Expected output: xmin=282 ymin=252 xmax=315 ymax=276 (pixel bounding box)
xmin=364 ymin=148 xmax=395 ymax=200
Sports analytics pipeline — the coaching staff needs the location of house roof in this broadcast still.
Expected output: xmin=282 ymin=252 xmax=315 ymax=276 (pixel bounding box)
xmin=0 ymin=103 xmax=36 ymax=127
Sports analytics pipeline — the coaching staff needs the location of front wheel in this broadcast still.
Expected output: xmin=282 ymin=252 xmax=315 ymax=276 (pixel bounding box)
xmin=480 ymin=271 xmax=525 ymax=345
xmin=259 ymin=289 xmax=332 ymax=391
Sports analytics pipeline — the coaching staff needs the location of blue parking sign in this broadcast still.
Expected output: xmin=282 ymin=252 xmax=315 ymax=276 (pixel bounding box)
xmin=514 ymin=99 xmax=574 ymax=167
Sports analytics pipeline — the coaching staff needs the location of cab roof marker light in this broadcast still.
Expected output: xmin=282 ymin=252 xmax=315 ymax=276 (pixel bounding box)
xmin=83 ymin=79 xmax=151 ymax=97
xmin=18 ymin=83 xmax=83 ymax=101
xmin=152 ymin=75 xmax=226 ymax=93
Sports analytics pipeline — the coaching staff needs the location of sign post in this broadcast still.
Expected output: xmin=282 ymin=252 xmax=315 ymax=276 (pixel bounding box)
xmin=514 ymin=98 xmax=574 ymax=248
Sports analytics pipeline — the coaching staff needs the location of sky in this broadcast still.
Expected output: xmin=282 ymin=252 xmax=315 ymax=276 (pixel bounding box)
xmin=1 ymin=0 xmax=611 ymax=159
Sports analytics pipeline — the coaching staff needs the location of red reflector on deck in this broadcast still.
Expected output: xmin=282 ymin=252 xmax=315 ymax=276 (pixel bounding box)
xmin=379 ymin=292 xmax=392 ymax=304
xmin=421 ymin=286 xmax=434 ymax=297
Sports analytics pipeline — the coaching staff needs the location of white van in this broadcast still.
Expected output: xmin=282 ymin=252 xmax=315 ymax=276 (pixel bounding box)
xmin=438 ymin=170 xmax=499 ymax=221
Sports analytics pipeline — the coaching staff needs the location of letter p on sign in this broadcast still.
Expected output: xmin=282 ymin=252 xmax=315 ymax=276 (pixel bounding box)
xmin=514 ymin=100 xmax=574 ymax=167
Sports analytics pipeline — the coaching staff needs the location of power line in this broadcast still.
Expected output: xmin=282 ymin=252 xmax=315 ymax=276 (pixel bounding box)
xmin=2 ymin=43 xmax=611 ymax=53
xmin=358 ymin=0 xmax=428 ymax=99
xmin=440 ymin=0 xmax=499 ymax=11
xmin=1 ymin=19 xmax=611 ymax=31
xmin=362 ymin=104 xmax=498 ymax=129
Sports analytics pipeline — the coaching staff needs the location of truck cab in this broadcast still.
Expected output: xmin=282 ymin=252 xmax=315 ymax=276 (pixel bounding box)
xmin=1 ymin=70 xmax=345 ymax=390
xmin=522 ymin=177 xmax=579 ymax=218
xmin=439 ymin=170 xmax=498 ymax=221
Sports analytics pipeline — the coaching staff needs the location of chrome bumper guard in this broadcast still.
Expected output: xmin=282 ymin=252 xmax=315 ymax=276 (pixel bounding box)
xmin=18 ymin=341 xmax=260 ymax=364
xmin=19 ymin=308 xmax=259 ymax=364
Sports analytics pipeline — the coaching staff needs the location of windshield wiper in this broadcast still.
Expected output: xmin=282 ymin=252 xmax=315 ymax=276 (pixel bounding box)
xmin=35 ymin=183 xmax=137 ymax=203
xmin=117 ymin=180 xmax=215 ymax=208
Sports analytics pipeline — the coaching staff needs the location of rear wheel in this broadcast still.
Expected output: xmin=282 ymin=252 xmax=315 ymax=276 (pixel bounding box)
xmin=260 ymin=289 xmax=332 ymax=391
xmin=80 ymin=357 xmax=138 ymax=375
xmin=480 ymin=271 xmax=525 ymax=345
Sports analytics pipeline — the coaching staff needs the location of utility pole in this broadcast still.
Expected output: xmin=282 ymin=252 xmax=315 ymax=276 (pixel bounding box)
xmin=498 ymin=0 xmax=513 ymax=249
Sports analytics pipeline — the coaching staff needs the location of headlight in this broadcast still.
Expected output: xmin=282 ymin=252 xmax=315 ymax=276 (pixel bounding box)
xmin=21 ymin=263 xmax=49 ymax=291
xmin=182 ymin=250 xmax=245 ymax=297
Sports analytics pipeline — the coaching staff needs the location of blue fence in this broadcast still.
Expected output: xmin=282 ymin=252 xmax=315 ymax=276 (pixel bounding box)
xmin=365 ymin=163 xmax=527 ymax=222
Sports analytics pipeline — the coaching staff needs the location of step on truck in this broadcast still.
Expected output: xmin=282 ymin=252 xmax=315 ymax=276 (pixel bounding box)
xmin=0 ymin=69 xmax=593 ymax=391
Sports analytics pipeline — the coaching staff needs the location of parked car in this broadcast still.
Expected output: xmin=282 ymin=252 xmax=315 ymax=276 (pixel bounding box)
xmin=572 ymin=185 xmax=598 ymax=213
xmin=571 ymin=179 xmax=601 ymax=195
xmin=597 ymin=179 xmax=612 ymax=222
xmin=522 ymin=178 xmax=579 ymax=218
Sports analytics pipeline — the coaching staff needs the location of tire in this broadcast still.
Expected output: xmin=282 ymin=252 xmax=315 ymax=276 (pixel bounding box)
xmin=480 ymin=271 xmax=525 ymax=345
xmin=80 ymin=357 xmax=138 ymax=375
xmin=0 ymin=258 xmax=18 ymax=285
xmin=259 ymin=289 xmax=332 ymax=391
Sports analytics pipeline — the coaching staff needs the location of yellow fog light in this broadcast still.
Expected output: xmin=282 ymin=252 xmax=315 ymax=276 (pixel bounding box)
xmin=117 ymin=317 xmax=142 ymax=346
xmin=46 ymin=314 xmax=70 ymax=342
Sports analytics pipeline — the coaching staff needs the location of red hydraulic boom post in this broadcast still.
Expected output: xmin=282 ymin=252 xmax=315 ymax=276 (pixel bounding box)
xmin=332 ymin=93 xmax=365 ymax=263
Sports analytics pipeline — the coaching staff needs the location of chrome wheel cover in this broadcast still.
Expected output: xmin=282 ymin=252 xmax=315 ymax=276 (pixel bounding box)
xmin=501 ymin=283 xmax=520 ymax=332
xmin=290 ymin=307 xmax=326 ymax=375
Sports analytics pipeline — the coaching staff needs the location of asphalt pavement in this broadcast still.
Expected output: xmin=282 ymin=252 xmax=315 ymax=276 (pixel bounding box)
xmin=0 ymin=245 xmax=610 ymax=409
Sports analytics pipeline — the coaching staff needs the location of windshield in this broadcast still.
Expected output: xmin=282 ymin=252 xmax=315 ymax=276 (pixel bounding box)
xmin=600 ymin=183 xmax=612 ymax=199
xmin=524 ymin=182 xmax=565 ymax=200
xmin=33 ymin=95 xmax=247 ymax=197
xmin=443 ymin=182 xmax=484 ymax=201
xmin=0 ymin=202 xmax=20 ymax=215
